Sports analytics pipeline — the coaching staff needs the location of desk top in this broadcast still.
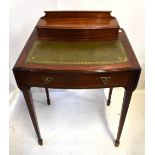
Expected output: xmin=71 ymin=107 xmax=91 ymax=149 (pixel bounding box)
xmin=14 ymin=29 xmax=140 ymax=72
xmin=25 ymin=40 xmax=127 ymax=65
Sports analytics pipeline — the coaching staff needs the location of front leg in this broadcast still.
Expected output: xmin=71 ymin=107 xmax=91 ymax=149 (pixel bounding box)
xmin=115 ymin=89 xmax=133 ymax=147
xmin=22 ymin=88 xmax=43 ymax=145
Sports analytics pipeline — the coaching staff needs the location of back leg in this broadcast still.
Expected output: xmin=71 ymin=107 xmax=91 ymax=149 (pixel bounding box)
xmin=107 ymin=87 xmax=113 ymax=106
xmin=45 ymin=88 xmax=51 ymax=105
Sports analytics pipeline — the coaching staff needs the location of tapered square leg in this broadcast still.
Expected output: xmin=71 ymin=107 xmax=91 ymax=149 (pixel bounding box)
xmin=115 ymin=89 xmax=133 ymax=147
xmin=22 ymin=88 xmax=43 ymax=145
xmin=107 ymin=87 xmax=113 ymax=106
xmin=45 ymin=88 xmax=51 ymax=105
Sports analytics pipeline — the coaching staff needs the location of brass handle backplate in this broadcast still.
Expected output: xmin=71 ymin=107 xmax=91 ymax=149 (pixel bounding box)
xmin=100 ymin=77 xmax=111 ymax=85
xmin=42 ymin=77 xmax=53 ymax=85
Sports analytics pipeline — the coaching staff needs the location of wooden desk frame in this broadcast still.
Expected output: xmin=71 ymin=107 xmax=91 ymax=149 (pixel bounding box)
xmin=13 ymin=11 xmax=141 ymax=147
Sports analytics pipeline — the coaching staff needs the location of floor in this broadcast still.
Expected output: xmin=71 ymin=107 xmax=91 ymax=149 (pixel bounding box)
xmin=9 ymin=88 xmax=144 ymax=155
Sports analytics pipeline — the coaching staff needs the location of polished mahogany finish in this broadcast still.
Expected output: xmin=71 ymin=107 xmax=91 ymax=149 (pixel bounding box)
xmin=37 ymin=11 xmax=119 ymax=40
xmin=13 ymin=11 xmax=141 ymax=147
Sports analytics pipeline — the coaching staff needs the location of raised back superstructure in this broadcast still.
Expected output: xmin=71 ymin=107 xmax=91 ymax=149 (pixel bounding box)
xmin=36 ymin=11 xmax=120 ymax=40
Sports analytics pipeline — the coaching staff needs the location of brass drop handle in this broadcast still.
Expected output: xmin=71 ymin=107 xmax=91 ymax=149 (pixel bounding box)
xmin=42 ymin=77 xmax=53 ymax=85
xmin=100 ymin=77 xmax=111 ymax=85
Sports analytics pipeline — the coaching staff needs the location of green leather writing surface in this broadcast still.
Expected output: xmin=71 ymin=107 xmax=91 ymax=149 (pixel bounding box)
xmin=25 ymin=40 xmax=128 ymax=65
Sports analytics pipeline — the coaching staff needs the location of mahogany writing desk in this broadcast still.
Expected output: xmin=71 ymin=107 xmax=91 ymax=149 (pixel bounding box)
xmin=13 ymin=11 xmax=141 ymax=147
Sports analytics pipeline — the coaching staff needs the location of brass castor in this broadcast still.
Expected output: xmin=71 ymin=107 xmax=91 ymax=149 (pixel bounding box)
xmin=38 ymin=138 xmax=43 ymax=145
xmin=47 ymin=99 xmax=51 ymax=105
xmin=107 ymin=100 xmax=111 ymax=106
xmin=114 ymin=140 xmax=120 ymax=147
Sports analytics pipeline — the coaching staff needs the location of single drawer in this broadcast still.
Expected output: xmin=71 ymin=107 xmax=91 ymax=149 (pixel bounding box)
xmin=25 ymin=71 xmax=129 ymax=89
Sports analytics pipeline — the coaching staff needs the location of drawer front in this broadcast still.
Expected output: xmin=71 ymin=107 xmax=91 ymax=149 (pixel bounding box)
xmin=37 ymin=28 xmax=118 ymax=40
xmin=26 ymin=72 xmax=129 ymax=89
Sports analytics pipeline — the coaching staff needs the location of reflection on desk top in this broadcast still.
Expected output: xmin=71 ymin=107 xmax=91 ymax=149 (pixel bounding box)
xmin=25 ymin=40 xmax=128 ymax=65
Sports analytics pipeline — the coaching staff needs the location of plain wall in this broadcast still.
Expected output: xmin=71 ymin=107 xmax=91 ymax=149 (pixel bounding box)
xmin=10 ymin=0 xmax=144 ymax=93
xmin=57 ymin=0 xmax=145 ymax=90
xmin=9 ymin=0 xmax=58 ymax=93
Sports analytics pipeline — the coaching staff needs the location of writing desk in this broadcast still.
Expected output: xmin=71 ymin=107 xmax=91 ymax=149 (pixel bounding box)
xmin=13 ymin=11 xmax=141 ymax=147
